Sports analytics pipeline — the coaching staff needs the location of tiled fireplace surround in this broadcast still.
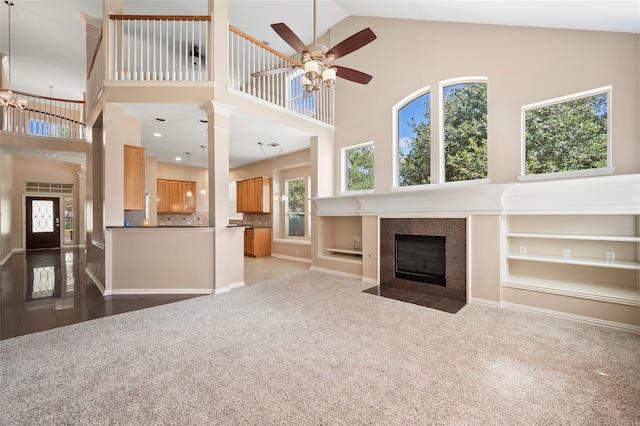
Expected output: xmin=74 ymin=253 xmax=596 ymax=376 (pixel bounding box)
xmin=380 ymin=218 xmax=467 ymax=302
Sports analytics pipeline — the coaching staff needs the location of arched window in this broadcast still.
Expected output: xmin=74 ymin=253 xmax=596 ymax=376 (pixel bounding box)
xmin=440 ymin=78 xmax=488 ymax=182
xmin=395 ymin=88 xmax=431 ymax=187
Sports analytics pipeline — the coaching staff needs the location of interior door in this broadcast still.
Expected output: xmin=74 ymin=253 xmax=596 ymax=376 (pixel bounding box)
xmin=26 ymin=197 xmax=61 ymax=250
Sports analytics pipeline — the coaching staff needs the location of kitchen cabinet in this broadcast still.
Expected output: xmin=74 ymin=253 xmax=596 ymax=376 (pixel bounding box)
xmin=236 ymin=177 xmax=271 ymax=213
xmin=244 ymin=227 xmax=271 ymax=257
xmin=124 ymin=145 xmax=145 ymax=210
xmin=157 ymin=179 xmax=196 ymax=213
xmin=157 ymin=179 xmax=169 ymax=213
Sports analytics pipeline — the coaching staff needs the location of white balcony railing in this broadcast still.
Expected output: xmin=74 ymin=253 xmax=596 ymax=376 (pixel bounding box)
xmin=229 ymin=26 xmax=334 ymax=125
xmin=0 ymin=88 xmax=85 ymax=140
xmin=109 ymin=14 xmax=210 ymax=82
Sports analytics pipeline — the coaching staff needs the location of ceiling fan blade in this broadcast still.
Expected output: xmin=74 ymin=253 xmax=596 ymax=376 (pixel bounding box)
xmin=251 ymin=66 xmax=296 ymax=78
xmin=334 ymin=66 xmax=373 ymax=85
xmin=327 ymin=28 xmax=377 ymax=60
xmin=271 ymin=23 xmax=308 ymax=54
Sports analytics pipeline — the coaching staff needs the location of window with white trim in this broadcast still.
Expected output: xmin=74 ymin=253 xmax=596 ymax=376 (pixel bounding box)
xmin=396 ymin=90 xmax=431 ymax=186
xmin=285 ymin=177 xmax=308 ymax=238
xmin=441 ymin=79 xmax=488 ymax=182
xmin=523 ymin=87 xmax=610 ymax=176
xmin=342 ymin=142 xmax=374 ymax=192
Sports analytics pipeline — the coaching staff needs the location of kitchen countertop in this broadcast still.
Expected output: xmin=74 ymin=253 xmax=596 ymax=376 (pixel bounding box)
xmin=107 ymin=226 xmax=212 ymax=229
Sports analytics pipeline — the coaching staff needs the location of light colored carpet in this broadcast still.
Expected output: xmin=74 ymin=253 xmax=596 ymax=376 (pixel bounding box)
xmin=1 ymin=271 xmax=639 ymax=425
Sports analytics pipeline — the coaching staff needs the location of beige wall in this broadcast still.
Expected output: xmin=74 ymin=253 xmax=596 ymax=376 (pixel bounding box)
xmin=108 ymin=227 xmax=216 ymax=293
xmin=330 ymin=18 xmax=639 ymax=192
xmin=469 ymin=215 xmax=502 ymax=303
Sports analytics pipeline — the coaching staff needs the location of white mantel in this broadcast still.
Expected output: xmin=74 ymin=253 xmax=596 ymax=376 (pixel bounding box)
xmin=313 ymin=174 xmax=640 ymax=217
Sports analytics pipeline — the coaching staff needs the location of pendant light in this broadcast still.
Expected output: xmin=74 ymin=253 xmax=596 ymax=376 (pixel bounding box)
xmin=186 ymin=152 xmax=193 ymax=197
xmin=200 ymin=145 xmax=206 ymax=195
xmin=0 ymin=1 xmax=28 ymax=110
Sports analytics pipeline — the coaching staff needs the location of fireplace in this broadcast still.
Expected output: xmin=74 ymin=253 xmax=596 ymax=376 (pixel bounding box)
xmin=380 ymin=218 xmax=466 ymax=302
xmin=395 ymin=234 xmax=446 ymax=286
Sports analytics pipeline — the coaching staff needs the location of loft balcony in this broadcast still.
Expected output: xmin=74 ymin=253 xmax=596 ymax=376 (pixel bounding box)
xmin=86 ymin=14 xmax=334 ymax=125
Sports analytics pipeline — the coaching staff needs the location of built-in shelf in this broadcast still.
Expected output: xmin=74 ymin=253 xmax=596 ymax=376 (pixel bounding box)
xmin=507 ymin=232 xmax=640 ymax=242
xmin=508 ymin=253 xmax=640 ymax=270
xmin=503 ymin=213 xmax=640 ymax=328
xmin=326 ymin=247 xmax=363 ymax=257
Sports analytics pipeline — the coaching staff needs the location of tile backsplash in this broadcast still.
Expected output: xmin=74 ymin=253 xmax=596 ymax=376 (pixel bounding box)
xmin=242 ymin=213 xmax=272 ymax=227
xmin=157 ymin=211 xmax=209 ymax=227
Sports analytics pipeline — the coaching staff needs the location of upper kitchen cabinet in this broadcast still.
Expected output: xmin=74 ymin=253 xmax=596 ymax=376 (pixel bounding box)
xmin=236 ymin=177 xmax=271 ymax=213
xmin=124 ymin=145 xmax=145 ymax=210
xmin=158 ymin=179 xmax=196 ymax=213
xmin=157 ymin=179 xmax=169 ymax=213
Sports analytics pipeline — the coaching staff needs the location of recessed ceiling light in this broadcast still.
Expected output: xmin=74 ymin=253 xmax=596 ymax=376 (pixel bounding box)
xmin=175 ymin=156 xmax=182 ymax=161
xmin=155 ymin=118 xmax=165 ymax=122
xmin=153 ymin=132 xmax=162 ymax=137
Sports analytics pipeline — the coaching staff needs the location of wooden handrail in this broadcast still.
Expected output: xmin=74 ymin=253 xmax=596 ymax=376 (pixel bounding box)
xmin=229 ymin=25 xmax=301 ymax=67
xmin=87 ymin=30 xmax=103 ymax=80
xmin=109 ymin=14 xmax=211 ymax=21
xmin=0 ymin=87 xmax=85 ymax=104
xmin=21 ymin=108 xmax=85 ymax=127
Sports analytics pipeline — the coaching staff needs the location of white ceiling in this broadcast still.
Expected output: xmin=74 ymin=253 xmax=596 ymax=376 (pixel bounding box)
xmin=1 ymin=0 xmax=639 ymax=167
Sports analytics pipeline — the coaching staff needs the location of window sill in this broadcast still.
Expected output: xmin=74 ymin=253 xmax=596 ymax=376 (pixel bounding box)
xmin=272 ymin=238 xmax=311 ymax=246
xmin=340 ymin=189 xmax=374 ymax=196
xmin=391 ymin=178 xmax=491 ymax=192
xmin=517 ymin=167 xmax=616 ymax=182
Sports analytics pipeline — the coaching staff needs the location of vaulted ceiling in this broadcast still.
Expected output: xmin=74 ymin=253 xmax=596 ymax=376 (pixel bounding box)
xmin=1 ymin=1 xmax=638 ymax=167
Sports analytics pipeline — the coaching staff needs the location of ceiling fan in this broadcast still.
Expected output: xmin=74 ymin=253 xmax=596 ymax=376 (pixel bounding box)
xmin=251 ymin=0 xmax=377 ymax=93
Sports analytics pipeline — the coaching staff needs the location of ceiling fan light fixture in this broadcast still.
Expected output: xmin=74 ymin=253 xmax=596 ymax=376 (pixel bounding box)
xmin=304 ymin=60 xmax=319 ymax=80
xmin=322 ymin=68 xmax=336 ymax=87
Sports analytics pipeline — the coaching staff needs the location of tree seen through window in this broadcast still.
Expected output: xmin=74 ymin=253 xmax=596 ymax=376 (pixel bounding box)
xmin=524 ymin=92 xmax=608 ymax=175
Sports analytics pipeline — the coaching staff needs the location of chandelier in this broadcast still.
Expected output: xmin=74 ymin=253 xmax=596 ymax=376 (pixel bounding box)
xmin=1 ymin=0 xmax=27 ymax=110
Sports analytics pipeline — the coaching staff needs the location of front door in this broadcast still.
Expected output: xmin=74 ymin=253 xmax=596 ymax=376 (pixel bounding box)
xmin=26 ymin=197 xmax=60 ymax=250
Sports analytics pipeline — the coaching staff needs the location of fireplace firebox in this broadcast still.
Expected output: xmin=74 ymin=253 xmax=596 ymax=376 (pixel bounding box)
xmin=394 ymin=234 xmax=446 ymax=286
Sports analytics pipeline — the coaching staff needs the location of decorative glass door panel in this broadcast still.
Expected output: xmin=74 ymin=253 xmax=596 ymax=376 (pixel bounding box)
xmin=32 ymin=200 xmax=54 ymax=233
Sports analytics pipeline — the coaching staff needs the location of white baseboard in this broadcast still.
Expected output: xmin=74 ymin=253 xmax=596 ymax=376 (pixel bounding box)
xmin=85 ymin=267 xmax=106 ymax=295
xmin=310 ymin=266 xmax=362 ymax=281
xmin=361 ymin=277 xmax=378 ymax=285
xmin=229 ymin=281 xmax=245 ymax=289
xmin=109 ymin=288 xmax=214 ymax=296
xmin=0 ymin=248 xmax=20 ymax=266
xmin=214 ymin=286 xmax=231 ymax=294
xmin=469 ymin=297 xmax=502 ymax=308
xmin=501 ymin=301 xmax=640 ymax=334
xmin=271 ymin=253 xmax=311 ymax=263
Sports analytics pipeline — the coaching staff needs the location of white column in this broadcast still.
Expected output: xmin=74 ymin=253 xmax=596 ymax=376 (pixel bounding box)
xmin=202 ymin=101 xmax=239 ymax=292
